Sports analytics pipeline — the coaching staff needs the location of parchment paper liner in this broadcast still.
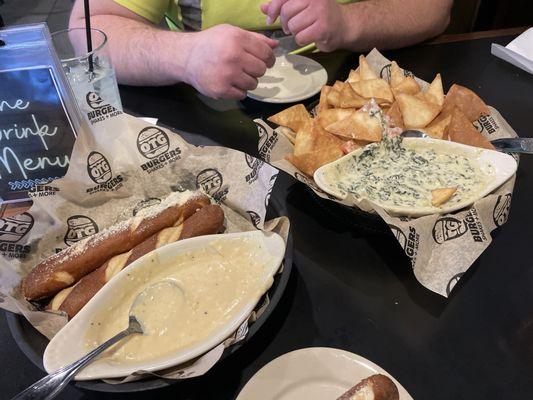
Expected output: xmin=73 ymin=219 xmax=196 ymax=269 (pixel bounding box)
xmin=0 ymin=97 xmax=289 ymax=382
xmin=254 ymin=48 xmax=517 ymax=297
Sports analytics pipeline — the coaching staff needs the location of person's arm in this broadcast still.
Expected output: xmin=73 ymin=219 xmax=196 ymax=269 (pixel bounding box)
xmin=70 ymin=0 xmax=277 ymax=99
xmin=261 ymin=0 xmax=453 ymax=52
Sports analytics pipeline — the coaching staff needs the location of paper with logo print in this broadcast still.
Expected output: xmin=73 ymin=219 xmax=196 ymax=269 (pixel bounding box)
xmin=0 ymin=91 xmax=288 ymax=382
xmin=255 ymin=48 xmax=517 ymax=297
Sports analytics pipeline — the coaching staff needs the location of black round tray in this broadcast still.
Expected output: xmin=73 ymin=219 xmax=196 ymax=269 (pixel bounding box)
xmin=305 ymin=186 xmax=390 ymax=236
xmin=6 ymin=185 xmax=293 ymax=394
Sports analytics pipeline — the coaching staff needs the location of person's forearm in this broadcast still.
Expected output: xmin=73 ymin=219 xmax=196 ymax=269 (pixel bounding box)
xmin=340 ymin=0 xmax=452 ymax=51
xmin=69 ymin=15 xmax=195 ymax=86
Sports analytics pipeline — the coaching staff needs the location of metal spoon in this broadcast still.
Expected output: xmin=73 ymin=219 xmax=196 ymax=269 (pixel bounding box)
xmin=11 ymin=315 xmax=142 ymax=400
xmin=401 ymin=129 xmax=533 ymax=154
xmin=9 ymin=282 xmax=182 ymax=400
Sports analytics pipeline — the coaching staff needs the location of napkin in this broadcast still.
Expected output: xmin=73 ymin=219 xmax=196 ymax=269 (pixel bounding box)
xmin=491 ymin=28 xmax=533 ymax=74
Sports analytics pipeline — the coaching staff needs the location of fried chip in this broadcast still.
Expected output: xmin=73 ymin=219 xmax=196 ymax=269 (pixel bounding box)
xmin=267 ymin=104 xmax=310 ymax=132
xmin=293 ymin=118 xmax=314 ymax=156
xmin=347 ymin=68 xmax=360 ymax=83
xmin=423 ymin=112 xmax=451 ymax=139
xmin=326 ymin=88 xmax=341 ymax=108
xmin=278 ymin=126 xmax=297 ymax=144
xmin=431 ymin=187 xmax=457 ymax=207
xmin=390 ymin=61 xmax=405 ymax=87
xmin=326 ymin=109 xmax=382 ymax=142
xmin=444 ymin=84 xmax=490 ymax=122
xmin=392 ymin=76 xmax=421 ymax=97
xmin=445 ymin=107 xmax=494 ymax=149
xmin=350 ymin=78 xmax=394 ymax=104
xmin=385 ymin=101 xmax=404 ymax=129
xmin=332 ymin=80 xmax=344 ymax=92
xmin=396 ymin=93 xmax=441 ymax=128
xmin=423 ymin=73 xmax=444 ymax=106
xmin=286 ymin=120 xmax=344 ymax=176
xmin=318 ymin=85 xmax=332 ymax=113
xmin=318 ymin=108 xmax=353 ymax=130
xmin=359 ymin=55 xmax=378 ymax=80
xmin=339 ymin=82 xmax=367 ymax=108
xmin=340 ymin=139 xmax=369 ymax=154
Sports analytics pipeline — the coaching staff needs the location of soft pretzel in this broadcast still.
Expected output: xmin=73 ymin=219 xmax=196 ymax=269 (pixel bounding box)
xmin=22 ymin=193 xmax=210 ymax=301
xmin=49 ymin=205 xmax=225 ymax=318
xmin=337 ymin=374 xmax=399 ymax=400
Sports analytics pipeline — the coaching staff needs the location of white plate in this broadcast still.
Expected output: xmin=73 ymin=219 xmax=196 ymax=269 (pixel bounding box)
xmin=314 ymin=138 xmax=518 ymax=217
xmin=43 ymin=231 xmax=286 ymax=380
xmin=248 ymin=55 xmax=327 ymax=103
xmin=237 ymin=347 xmax=413 ymax=400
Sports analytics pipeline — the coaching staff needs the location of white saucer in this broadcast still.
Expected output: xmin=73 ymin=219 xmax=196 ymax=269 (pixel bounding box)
xmin=237 ymin=347 xmax=413 ymax=400
xmin=248 ymin=55 xmax=328 ymax=103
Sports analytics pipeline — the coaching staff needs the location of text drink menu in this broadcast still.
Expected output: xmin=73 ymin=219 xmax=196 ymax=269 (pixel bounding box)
xmin=0 ymin=67 xmax=77 ymax=203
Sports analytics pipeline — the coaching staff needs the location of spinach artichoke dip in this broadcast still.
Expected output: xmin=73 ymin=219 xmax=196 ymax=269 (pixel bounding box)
xmin=328 ymin=134 xmax=492 ymax=209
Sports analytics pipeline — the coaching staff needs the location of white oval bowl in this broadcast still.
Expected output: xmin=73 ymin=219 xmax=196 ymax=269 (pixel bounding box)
xmin=314 ymin=138 xmax=517 ymax=217
xmin=43 ymin=230 xmax=286 ymax=380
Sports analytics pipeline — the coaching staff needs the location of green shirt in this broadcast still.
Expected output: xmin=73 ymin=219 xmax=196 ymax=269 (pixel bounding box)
xmin=114 ymin=0 xmax=354 ymax=31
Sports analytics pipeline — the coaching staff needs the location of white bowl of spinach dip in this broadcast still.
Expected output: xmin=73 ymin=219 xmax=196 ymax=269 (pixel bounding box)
xmin=314 ymin=135 xmax=517 ymax=217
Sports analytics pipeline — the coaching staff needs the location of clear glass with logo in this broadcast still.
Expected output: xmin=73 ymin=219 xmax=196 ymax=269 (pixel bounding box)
xmin=51 ymin=28 xmax=122 ymax=114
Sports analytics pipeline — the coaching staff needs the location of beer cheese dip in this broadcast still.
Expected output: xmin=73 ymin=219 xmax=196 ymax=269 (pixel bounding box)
xmin=321 ymin=135 xmax=494 ymax=209
xmin=84 ymin=235 xmax=275 ymax=364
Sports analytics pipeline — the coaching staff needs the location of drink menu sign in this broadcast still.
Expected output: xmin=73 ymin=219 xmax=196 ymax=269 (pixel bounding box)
xmin=0 ymin=67 xmax=77 ymax=203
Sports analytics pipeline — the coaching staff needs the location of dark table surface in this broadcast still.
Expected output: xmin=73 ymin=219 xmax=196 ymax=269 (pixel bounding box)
xmin=2 ymin=34 xmax=533 ymax=400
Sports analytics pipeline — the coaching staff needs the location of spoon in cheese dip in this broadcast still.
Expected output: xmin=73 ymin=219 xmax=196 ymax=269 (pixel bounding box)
xmin=129 ymin=280 xmax=184 ymax=337
xmin=12 ymin=282 xmax=180 ymax=400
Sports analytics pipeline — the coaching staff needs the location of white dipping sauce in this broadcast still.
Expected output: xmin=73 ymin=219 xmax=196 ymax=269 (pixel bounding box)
xmin=85 ymin=236 xmax=275 ymax=364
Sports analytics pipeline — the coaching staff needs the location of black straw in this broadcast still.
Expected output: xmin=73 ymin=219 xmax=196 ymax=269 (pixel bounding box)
xmin=83 ymin=0 xmax=94 ymax=72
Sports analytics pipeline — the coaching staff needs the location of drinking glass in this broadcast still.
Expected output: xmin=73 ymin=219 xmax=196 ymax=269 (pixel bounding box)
xmin=51 ymin=28 xmax=122 ymax=113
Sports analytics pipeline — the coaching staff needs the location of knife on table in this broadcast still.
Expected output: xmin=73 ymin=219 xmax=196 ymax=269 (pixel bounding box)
xmin=490 ymin=138 xmax=533 ymax=154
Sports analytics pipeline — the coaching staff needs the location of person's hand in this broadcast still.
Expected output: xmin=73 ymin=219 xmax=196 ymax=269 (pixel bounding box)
xmin=183 ymin=24 xmax=277 ymax=100
xmin=260 ymin=0 xmax=347 ymax=52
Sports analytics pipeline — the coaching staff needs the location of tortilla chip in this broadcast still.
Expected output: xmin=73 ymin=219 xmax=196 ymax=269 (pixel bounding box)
xmin=341 ymin=139 xmax=369 ymax=154
xmin=423 ymin=113 xmax=451 ymax=139
xmin=326 ymin=109 xmax=382 ymax=142
xmin=318 ymin=86 xmax=332 ymax=113
xmin=326 ymin=88 xmax=341 ymax=108
xmin=286 ymin=120 xmax=344 ymax=176
xmin=347 ymin=69 xmax=360 ymax=83
xmin=431 ymin=187 xmax=457 ymax=207
xmin=396 ymin=93 xmax=441 ymax=128
xmin=445 ymin=107 xmax=494 ymax=149
xmin=286 ymin=149 xmax=336 ymax=177
xmin=339 ymin=82 xmax=367 ymax=108
xmin=423 ymin=73 xmax=444 ymax=106
xmin=392 ymin=76 xmax=421 ymax=97
xmin=278 ymin=126 xmax=297 ymax=144
xmin=350 ymin=78 xmax=394 ymax=104
xmin=390 ymin=61 xmax=405 ymax=87
xmin=385 ymin=101 xmax=404 ymax=129
xmin=313 ymin=119 xmax=345 ymax=149
xmin=268 ymin=104 xmax=310 ymax=132
xmin=332 ymin=80 xmax=344 ymax=92
xmin=444 ymin=84 xmax=490 ymax=122
xmin=293 ymin=119 xmax=314 ymax=156
xmin=359 ymin=55 xmax=378 ymax=80
xmin=318 ymin=108 xmax=353 ymax=130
